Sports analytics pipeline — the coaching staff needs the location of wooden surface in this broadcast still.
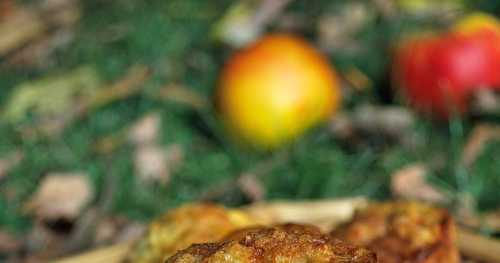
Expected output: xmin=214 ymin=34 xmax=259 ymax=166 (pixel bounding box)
xmin=54 ymin=199 xmax=500 ymax=263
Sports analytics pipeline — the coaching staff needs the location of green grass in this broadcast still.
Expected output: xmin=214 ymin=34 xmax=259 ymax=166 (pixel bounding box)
xmin=1 ymin=0 xmax=500 ymax=237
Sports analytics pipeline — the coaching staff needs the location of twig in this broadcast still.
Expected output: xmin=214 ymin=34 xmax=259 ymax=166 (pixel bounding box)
xmin=152 ymin=84 xmax=208 ymax=110
xmin=461 ymin=124 xmax=500 ymax=168
xmin=86 ymin=65 xmax=151 ymax=111
xmin=19 ymin=65 xmax=151 ymax=139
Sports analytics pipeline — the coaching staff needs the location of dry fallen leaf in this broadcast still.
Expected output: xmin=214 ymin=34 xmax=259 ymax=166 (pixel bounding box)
xmin=275 ymin=12 xmax=306 ymax=32
xmin=329 ymin=105 xmax=416 ymax=146
xmin=6 ymin=65 xmax=150 ymax=139
xmin=342 ymin=67 xmax=372 ymax=92
xmin=6 ymin=27 xmax=74 ymax=68
xmin=134 ymin=144 xmax=184 ymax=185
xmin=372 ymin=0 xmax=397 ymax=18
xmin=1 ymin=0 xmax=80 ymax=67
xmin=391 ymin=164 xmax=448 ymax=203
xmin=114 ymin=222 xmax=145 ymax=243
xmin=128 ymin=113 xmax=161 ymax=146
xmin=471 ymin=89 xmax=500 ymax=115
xmin=317 ymin=1 xmax=374 ymax=53
xmin=94 ymin=216 xmax=124 ymax=245
xmin=355 ymin=105 xmax=415 ymax=138
xmin=94 ymin=216 xmax=145 ymax=245
xmin=134 ymin=146 xmax=169 ymax=184
xmin=3 ymin=66 xmax=100 ymax=124
xmin=212 ymin=0 xmax=293 ymax=47
xmin=237 ymin=173 xmax=265 ymax=202
xmin=25 ymin=173 xmax=93 ymax=221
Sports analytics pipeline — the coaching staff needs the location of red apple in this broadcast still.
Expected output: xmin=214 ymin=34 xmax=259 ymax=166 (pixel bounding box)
xmin=393 ymin=13 xmax=500 ymax=118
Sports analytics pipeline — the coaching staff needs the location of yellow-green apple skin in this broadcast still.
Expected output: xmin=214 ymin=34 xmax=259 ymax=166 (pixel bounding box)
xmin=216 ymin=34 xmax=341 ymax=149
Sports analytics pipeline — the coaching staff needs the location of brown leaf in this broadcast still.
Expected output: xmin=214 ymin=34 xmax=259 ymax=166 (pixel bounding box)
xmin=355 ymin=105 xmax=415 ymax=137
xmin=275 ymin=12 xmax=306 ymax=32
xmin=237 ymin=173 xmax=265 ymax=202
xmin=128 ymin=113 xmax=161 ymax=146
xmin=329 ymin=105 xmax=416 ymax=146
xmin=134 ymin=144 xmax=183 ymax=185
xmin=471 ymin=89 xmax=500 ymax=115
xmin=114 ymin=222 xmax=145 ymax=243
xmin=372 ymin=0 xmax=397 ymax=18
xmin=318 ymin=2 xmax=374 ymax=53
xmin=0 ymin=8 xmax=45 ymax=57
xmin=6 ymin=28 xmax=74 ymax=68
xmin=342 ymin=67 xmax=372 ymax=92
xmin=93 ymin=216 xmax=124 ymax=246
xmin=25 ymin=173 xmax=93 ymax=221
xmin=94 ymin=216 xmax=144 ymax=245
xmin=391 ymin=164 xmax=448 ymax=203
xmin=1 ymin=0 xmax=80 ymax=66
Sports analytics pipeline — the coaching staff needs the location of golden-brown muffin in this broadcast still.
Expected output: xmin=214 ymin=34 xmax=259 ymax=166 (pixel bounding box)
xmin=126 ymin=203 xmax=257 ymax=263
xmin=331 ymin=201 xmax=459 ymax=263
xmin=166 ymin=224 xmax=377 ymax=263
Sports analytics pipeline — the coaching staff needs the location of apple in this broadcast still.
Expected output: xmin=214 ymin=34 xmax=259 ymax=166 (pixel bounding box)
xmin=216 ymin=34 xmax=341 ymax=149
xmin=393 ymin=13 xmax=500 ymax=118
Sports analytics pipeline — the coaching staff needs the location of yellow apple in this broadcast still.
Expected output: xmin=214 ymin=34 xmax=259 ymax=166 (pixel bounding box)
xmin=216 ymin=34 xmax=341 ymax=149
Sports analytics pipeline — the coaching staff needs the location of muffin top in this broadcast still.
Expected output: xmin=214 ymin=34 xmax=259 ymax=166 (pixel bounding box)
xmin=331 ymin=201 xmax=458 ymax=263
xmin=126 ymin=203 xmax=257 ymax=263
xmin=166 ymin=224 xmax=377 ymax=263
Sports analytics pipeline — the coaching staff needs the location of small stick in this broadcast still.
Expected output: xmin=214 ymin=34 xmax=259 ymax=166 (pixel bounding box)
xmin=153 ymin=84 xmax=208 ymax=110
xmin=86 ymin=65 xmax=151 ymax=111
xmin=461 ymin=124 xmax=500 ymax=168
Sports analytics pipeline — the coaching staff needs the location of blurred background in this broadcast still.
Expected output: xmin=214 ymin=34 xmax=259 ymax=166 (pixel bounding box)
xmin=1 ymin=0 xmax=500 ymax=261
